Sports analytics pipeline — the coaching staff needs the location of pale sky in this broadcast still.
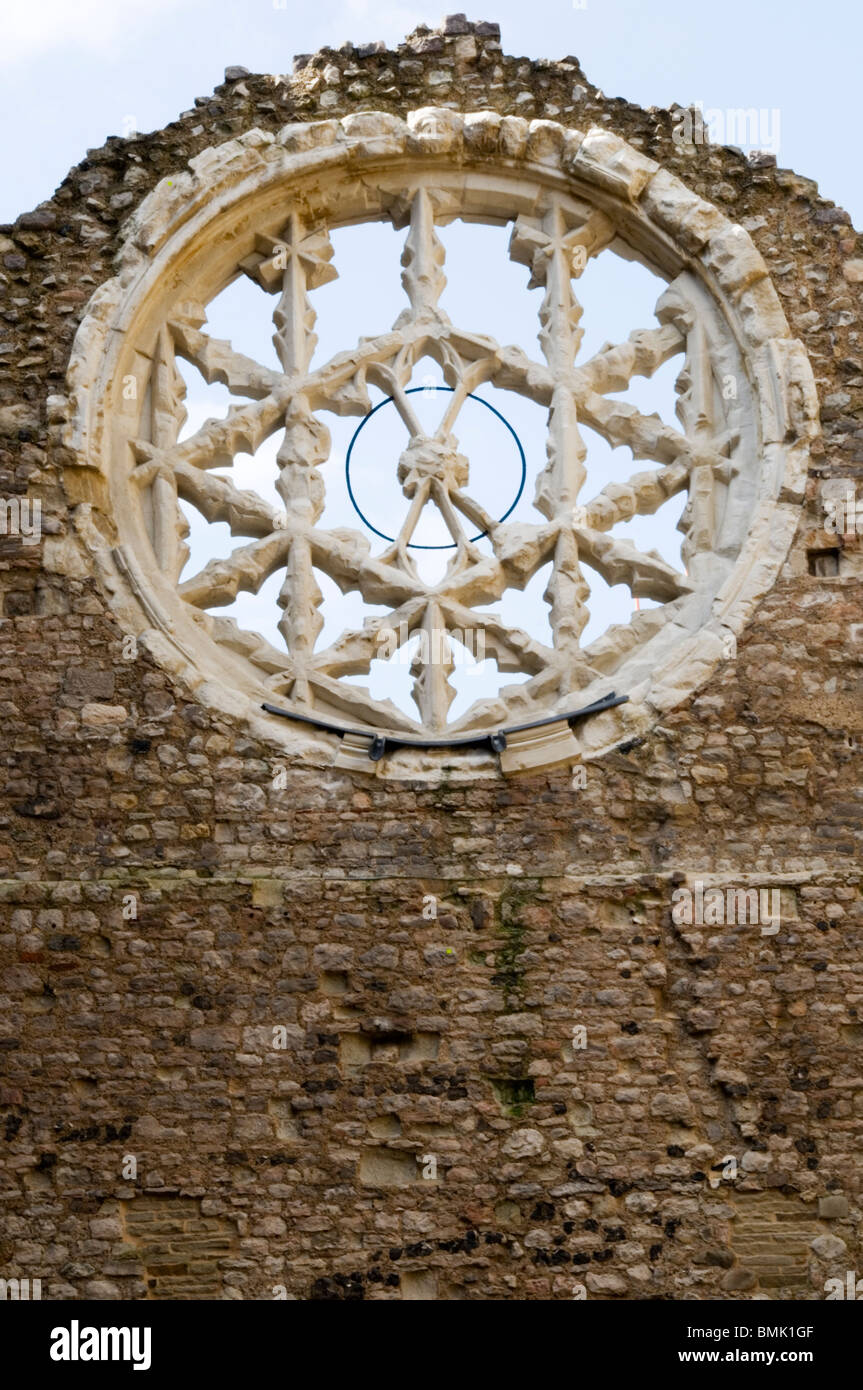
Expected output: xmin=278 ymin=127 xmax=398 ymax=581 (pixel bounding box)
xmin=2 ymin=0 xmax=859 ymax=225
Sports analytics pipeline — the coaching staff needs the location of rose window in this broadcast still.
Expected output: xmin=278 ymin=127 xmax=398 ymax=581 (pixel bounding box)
xmin=62 ymin=110 xmax=817 ymax=774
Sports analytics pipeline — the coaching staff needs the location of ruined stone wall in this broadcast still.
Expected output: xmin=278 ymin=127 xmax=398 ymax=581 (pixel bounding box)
xmin=1 ymin=17 xmax=862 ymax=1300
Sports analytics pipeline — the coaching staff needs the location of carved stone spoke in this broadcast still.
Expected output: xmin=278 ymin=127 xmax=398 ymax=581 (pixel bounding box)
xmin=411 ymin=599 xmax=456 ymax=730
xmin=173 ymin=461 xmax=279 ymax=538
xmin=179 ymin=531 xmax=290 ymax=608
xmin=396 ymin=188 xmax=449 ymax=328
xmin=146 ymin=327 xmax=189 ymax=582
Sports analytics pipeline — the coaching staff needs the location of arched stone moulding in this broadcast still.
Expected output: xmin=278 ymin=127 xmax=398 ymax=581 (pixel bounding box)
xmin=59 ymin=108 xmax=820 ymax=780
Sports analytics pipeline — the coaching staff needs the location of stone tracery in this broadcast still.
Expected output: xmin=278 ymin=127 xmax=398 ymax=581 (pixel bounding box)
xmin=63 ymin=109 xmax=818 ymax=772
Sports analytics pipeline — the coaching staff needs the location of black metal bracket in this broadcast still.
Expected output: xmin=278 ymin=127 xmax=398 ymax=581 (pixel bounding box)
xmin=262 ymin=691 xmax=628 ymax=762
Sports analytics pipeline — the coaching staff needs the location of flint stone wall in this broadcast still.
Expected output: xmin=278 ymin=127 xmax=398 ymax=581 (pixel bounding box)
xmin=0 ymin=17 xmax=862 ymax=1300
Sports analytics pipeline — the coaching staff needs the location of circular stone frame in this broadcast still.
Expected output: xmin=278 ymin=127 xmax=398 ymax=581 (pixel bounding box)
xmin=58 ymin=108 xmax=820 ymax=779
